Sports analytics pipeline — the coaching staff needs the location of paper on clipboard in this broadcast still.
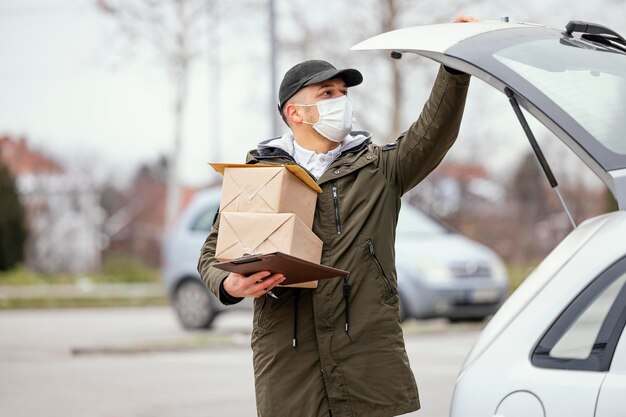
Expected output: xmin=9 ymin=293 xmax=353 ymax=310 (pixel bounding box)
xmin=213 ymin=252 xmax=349 ymax=287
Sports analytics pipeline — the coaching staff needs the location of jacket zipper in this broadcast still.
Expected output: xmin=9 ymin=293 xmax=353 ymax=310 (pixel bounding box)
xmin=332 ymin=181 xmax=342 ymax=235
xmin=366 ymin=239 xmax=393 ymax=297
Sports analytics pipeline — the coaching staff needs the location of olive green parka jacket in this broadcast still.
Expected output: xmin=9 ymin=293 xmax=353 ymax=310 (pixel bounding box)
xmin=198 ymin=66 xmax=470 ymax=417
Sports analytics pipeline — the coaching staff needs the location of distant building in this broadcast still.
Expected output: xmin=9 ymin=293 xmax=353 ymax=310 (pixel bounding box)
xmin=103 ymin=157 xmax=204 ymax=267
xmin=0 ymin=135 xmax=103 ymax=273
xmin=407 ymin=159 xmax=607 ymax=264
xmin=408 ymin=161 xmax=505 ymax=218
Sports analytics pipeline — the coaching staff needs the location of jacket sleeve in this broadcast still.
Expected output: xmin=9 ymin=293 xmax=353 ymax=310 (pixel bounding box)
xmin=197 ymin=215 xmax=243 ymax=305
xmin=378 ymin=65 xmax=470 ymax=195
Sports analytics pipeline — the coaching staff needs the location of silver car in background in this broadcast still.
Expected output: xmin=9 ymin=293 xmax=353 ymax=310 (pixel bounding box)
xmin=161 ymin=188 xmax=252 ymax=329
xmin=162 ymin=188 xmax=508 ymax=329
xmin=395 ymin=207 xmax=508 ymax=322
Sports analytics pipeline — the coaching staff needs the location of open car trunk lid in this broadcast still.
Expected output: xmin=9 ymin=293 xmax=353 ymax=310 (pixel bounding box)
xmin=352 ymin=21 xmax=626 ymax=209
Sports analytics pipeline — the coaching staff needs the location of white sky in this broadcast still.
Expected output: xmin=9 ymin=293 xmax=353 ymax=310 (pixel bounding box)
xmin=0 ymin=0 xmax=256 ymax=187
xmin=1 ymin=0 xmax=624 ymax=191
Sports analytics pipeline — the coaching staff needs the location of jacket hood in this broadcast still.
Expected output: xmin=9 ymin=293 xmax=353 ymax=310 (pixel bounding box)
xmin=256 ymin=130 xmax=372 ymax=158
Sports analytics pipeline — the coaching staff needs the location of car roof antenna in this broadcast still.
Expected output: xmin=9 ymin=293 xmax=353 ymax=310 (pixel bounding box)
xmin=504 ymin=87 xmax=577 ymax=229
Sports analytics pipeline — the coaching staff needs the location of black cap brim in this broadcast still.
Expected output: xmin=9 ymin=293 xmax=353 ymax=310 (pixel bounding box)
xmin=302 ymin=68 xmax=363 ymax=89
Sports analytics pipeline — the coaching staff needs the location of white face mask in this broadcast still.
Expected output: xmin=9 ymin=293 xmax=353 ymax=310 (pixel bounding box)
xmin=296 ymin=96 xmax=355 ymax=143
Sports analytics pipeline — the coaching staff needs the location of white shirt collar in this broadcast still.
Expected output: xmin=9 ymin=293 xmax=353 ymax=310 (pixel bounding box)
xmin=292 ymin=138 xmax=342 ymax=179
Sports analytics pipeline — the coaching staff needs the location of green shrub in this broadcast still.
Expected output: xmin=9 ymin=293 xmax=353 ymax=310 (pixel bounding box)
xmin=0 ymin=164 xmax=27 ymax=271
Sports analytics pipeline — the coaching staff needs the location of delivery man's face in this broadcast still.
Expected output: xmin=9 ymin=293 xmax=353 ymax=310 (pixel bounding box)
xmin=286 ymin=78 xmax=347 ymax=126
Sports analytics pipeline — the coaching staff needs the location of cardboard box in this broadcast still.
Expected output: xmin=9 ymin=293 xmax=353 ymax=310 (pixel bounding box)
xmin=215 ymin=212 xmax=323 ymax=264
xmin=210 ymin=163 xmax=321 ymax=228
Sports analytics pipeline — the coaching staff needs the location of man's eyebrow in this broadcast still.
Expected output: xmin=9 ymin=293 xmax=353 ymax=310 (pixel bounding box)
xmin=316 ymin=81 xmax=347 ymax=90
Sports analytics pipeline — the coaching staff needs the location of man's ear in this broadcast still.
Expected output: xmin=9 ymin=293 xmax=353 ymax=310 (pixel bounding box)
xmin=285 ymin=104 xmax=303 ymax=125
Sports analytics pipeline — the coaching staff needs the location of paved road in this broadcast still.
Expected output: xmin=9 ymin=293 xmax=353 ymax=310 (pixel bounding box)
xmin=0 ymin=307 xmax=481 ymax=417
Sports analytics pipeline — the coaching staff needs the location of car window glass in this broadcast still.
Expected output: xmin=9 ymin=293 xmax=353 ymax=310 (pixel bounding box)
xmin=533 ymin=256 xmax=626 ymax=371
xmin=190 ymin=205 xmax=219 ymax=232
xmin=492 ymin=39 xmax=626 ymax=155
xmin=550 ymin=272 xmax=626 ymax=360
xmin=397 ymin=206 xmax=448 ymax=235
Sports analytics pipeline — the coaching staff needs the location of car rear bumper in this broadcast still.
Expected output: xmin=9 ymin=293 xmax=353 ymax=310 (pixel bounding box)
xmin=402 ymin=281 xmax=507 ymax=320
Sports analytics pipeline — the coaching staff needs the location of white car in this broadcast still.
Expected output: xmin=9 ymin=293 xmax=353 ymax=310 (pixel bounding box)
xmin=354 ymin=20 xmax=626 ymax=416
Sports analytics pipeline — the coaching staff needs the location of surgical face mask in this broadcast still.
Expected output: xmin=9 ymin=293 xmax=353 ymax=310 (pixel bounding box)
xmin=295 ymin=96 xmax=355 ymax=142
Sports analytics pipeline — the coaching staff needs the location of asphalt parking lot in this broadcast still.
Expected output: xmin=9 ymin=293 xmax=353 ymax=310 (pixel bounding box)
xmin=0 ymin=307 xmax=482 ymax=417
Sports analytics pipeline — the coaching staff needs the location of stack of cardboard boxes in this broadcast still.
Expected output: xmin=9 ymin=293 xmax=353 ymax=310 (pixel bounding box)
xmin=210 ymin=164 xmax=323 ymax=287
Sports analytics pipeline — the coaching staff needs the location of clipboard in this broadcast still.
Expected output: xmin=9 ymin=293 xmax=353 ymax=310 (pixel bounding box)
xmin=213 ymin=252 xmax=349 ymax=285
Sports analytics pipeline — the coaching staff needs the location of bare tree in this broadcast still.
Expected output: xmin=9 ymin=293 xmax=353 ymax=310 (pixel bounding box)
xmin=276 ymin=0 xmax=476 ymax=141
xmin=96 ymin=0 xmax=219 ymax=232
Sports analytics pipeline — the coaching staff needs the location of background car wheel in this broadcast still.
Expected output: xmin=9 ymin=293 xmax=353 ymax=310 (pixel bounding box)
xmin=173 ymin=279 xmax=217 ymax=329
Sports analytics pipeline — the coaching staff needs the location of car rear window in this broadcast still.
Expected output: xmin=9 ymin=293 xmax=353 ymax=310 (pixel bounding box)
xmin=493 ymin=38 xmax=626 ymax=155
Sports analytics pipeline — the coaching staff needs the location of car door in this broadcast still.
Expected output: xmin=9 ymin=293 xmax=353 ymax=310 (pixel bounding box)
xmin=352 ymin=21 xmax=626 ymax=209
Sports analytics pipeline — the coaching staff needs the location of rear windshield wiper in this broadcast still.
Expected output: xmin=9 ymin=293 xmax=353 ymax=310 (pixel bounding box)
xmin=581 ymin=34 xmax=626 ymax=54
xmin=562 ymin=20 xmax=626 ymax=54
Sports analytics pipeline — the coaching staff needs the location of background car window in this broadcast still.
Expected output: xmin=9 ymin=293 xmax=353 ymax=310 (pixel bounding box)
xmin=397 ymin=206 xmax=449 ymax=235
xmin=533 ymin=257 xmax=626 ymax=371
xmin=190 ymin=205 xmax=219 ymax=232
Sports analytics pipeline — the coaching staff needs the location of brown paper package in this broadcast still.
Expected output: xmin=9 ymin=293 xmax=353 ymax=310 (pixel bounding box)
xmin=217 ymin=165 xmax=318 ymax=228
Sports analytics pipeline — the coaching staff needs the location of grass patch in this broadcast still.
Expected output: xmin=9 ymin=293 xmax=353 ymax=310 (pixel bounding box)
xmin=0 ymin=266 xmax=75 ymax=285
xmin=0 ymin=255 xmax=160 ymax=286
xmin=0 ymin=295 xmax=168 ymax=309
xmin=94 ymin=256 xmax=159 ymax=283
xmin=507 ymin=263 xmax=538 ymax=292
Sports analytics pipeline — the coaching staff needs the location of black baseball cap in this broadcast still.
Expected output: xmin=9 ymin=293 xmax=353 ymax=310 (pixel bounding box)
xmin=277 ymin=60 xmax=363 ymax=114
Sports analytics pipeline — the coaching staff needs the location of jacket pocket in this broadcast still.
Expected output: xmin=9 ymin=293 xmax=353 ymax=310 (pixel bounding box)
xmin=253 ymin=288 xmax=293 ymax=336
xmin=253 ymin=296 xmax=269 ymax=334
xmin=365 ymin=239 xmax=396 ymax=302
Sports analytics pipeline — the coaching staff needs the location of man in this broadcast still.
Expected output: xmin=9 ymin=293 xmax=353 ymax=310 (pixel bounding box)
xmin=199 ymin=16 xmax=475 ymax=417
